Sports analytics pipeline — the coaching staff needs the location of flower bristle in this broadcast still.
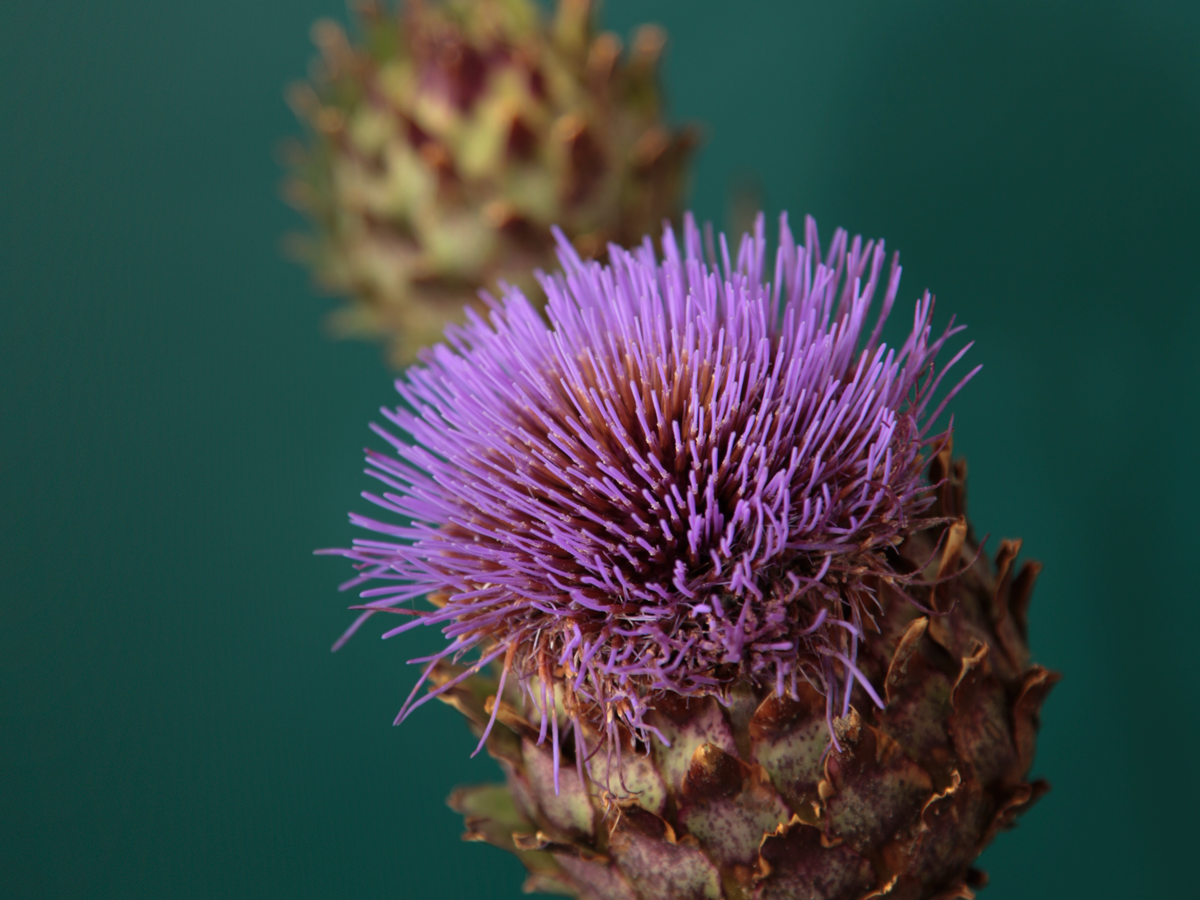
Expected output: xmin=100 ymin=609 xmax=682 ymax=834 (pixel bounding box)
xmin=321 ymin=212 xmax=980 ymax=766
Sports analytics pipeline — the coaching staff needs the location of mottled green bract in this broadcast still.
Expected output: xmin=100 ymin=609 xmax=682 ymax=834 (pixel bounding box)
xmin=437 ymin=451 xmax=1057 ymax=900
xmin=284 ymin=0 xmax=695 ymax=364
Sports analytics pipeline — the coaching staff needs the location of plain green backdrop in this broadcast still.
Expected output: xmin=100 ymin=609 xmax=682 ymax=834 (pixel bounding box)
xmin=3 ymin=1 xmax=1197 ymax=897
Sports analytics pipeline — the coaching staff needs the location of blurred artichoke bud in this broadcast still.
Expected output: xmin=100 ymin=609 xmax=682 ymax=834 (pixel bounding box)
xmin=283 ymin=0 xmax=697 ymax=364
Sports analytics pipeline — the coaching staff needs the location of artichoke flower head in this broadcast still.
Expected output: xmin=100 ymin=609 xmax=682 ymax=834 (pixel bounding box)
xmin=285 ymin=0 xmax=695 ymax=365
xmin=323 ymin=214 xmax=1058 ymax=900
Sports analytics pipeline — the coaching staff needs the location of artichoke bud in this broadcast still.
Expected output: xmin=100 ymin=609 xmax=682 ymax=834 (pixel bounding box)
xmin=284 ymin=0 xmax=697 ymax=365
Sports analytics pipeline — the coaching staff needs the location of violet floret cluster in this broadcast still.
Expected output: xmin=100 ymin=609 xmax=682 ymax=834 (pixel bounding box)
xmin=322 ymin=212 xmax=977 ymax=765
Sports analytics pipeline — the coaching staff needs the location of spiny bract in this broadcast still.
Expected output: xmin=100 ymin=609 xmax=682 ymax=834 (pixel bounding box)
xmin=284 ymin=0 xmax=695 ymax=364
xmin=324 ymin=214 xmax=1057 ymax=899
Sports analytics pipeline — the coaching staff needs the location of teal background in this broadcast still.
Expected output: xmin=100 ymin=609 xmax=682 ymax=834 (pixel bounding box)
xmin=3 ymin=1 xmax=1197 ymax=897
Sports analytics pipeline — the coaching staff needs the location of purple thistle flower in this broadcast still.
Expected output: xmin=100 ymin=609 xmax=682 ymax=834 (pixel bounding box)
xmin=321 ymin=212 xmax=978 ymax=771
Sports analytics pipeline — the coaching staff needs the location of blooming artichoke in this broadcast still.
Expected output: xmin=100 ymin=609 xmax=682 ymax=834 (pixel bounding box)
xmin=324 ymin=213 xmax=1057 ymax=899
xmin=284 ymin=0 xmax=695 ymax=364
